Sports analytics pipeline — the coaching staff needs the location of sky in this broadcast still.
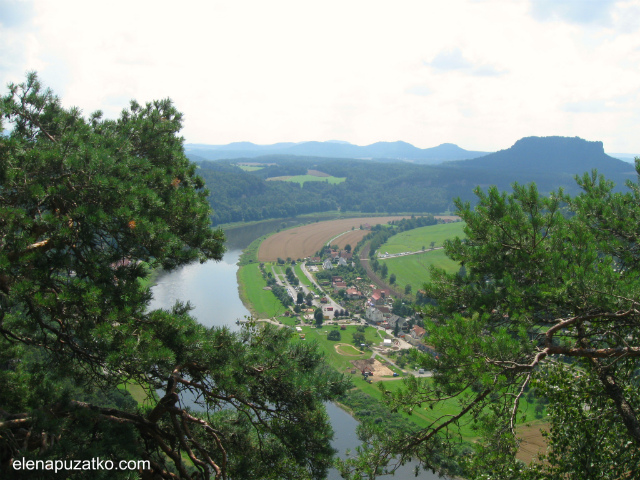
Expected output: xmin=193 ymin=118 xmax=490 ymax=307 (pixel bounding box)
xmin=1 ymin=0 xmax=640 ymax=153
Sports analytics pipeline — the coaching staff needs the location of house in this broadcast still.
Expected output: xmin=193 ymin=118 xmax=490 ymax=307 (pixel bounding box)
xmin=322 ymin=258 xmax=333 ymax=270
xmin=411 ymin=325 xmax=426 ymax=339
xmin=387 ymin=314 xmax=406 ymax=331
xmin=365 ymin=305 xmax=391 ymax=325
xmin=337 ymin=257 xmax=348 ymax=267
xmin=346 ymin=288 xmax=362 ymax=299
xmin=365 ymin=305 xmax=384 ymax=324
xmin=333 ymin=281 xmax=347 ymax=292
xmin=370 ymin=289 xmax=390 ymax=305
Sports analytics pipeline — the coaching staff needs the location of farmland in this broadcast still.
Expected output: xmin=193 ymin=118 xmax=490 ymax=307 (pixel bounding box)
xmin=380 ymin=221 xmax=465 ymax=255
xmin=257 ymin=216 xmax=411 ymax=261
xmin=237 ymin=165 xmax=264 ymax=171
xmin=265 ymin=174 xmax=346 ymax=186
xmin=381 ymin=249 xmax=461 ymax=292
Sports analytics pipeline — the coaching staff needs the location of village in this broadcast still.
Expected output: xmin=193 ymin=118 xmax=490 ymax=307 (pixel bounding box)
xmin=260 ymin=240 xmax=434 ymax=380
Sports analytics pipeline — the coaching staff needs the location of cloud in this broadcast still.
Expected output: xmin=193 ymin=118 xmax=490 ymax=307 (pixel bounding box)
xmin=561 ymin=91 xmax=639 ymax=113
xmin=561 ymin=100 xmax=613 ymax=113
xmin=429 ymin=48 xmax=472 ymax=71
xmin=471 ymin=64 xmax=507 ymax=77
xmin=530 ymin=0 xmax=618 ymax=26
xmin=405 ymin=85 xmax=432 ymax=96
xmin=427 ymin=48 xmax=507 ymax=77
xmin=0 ymin=0 xmax=33 ymax=28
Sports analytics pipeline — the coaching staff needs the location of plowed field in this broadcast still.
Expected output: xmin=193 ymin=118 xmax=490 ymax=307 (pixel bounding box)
xmin=258 ymin=216 xmax=409 ymax=261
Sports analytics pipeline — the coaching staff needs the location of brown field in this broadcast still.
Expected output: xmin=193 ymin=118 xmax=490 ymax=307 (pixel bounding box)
xmin=258 ymin=216 xmax=411 ymax=261
xmin=350 ymin=358 xmax=395 ymax=379
xmin=265 ymin=176 xmax=292 ymax=181
xmin=307 ymin=169 xmax=330 ymax=177
xmin=330 ymin=229 xmax=370 ymax=251
xmin=516 ymin=422 xmax=548 ymax=463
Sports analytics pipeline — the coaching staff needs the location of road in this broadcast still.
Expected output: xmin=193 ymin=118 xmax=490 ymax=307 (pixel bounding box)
xmin=377 ymin=246 xmax=444 ymax=259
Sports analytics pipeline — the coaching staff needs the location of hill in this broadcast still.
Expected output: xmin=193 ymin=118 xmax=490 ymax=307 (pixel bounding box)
xmin=445 ymin=136 xmax=636 ymax=194
xmin=185 ymin=140 xmax=487 ymax=164
xmin=196 ymin=136 xmax=639 ymax=225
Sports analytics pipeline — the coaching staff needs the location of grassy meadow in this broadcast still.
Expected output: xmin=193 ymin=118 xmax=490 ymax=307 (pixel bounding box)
xmin=266 ymin=174 xmax=346 ymax=186
xmin=381 ymin=222 xmax=466 ymax=254
xmin=298 ymin=324 xmax=386 ymax=372
xmin=237 ymin=263 xmax=288 ymax=318
xmin=381 ymin=249 xmax=461 ymax=293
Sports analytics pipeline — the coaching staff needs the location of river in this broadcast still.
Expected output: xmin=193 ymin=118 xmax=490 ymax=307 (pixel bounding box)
xmin=148 ymin=221 xmax=445 ymax=479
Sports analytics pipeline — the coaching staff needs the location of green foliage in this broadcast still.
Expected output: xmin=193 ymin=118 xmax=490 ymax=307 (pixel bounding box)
xmin=0 ymin=74 xmax=349 ymax=479
xmin=352 ymin=331 xmax=366 ymax=346
xmin=268 ymin=174 xmax=347 ymax=186
xmin=380 ymin=263 xmax=388 ymax=279
xmin=335 ymin=390 xmax=467 ymax=479
xmin=376 ymin=166 xmax=640 ymax=478
xmin=327 ymin=330 xmax=341 ymax=341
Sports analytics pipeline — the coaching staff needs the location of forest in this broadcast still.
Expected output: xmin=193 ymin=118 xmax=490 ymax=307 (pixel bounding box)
xmin=195 ymin=138 xmax=635 ymax=225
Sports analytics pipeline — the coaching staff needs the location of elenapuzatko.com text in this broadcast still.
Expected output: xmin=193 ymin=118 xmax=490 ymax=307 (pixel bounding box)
xmin=12 ymin=457 xmax=151 ymax=474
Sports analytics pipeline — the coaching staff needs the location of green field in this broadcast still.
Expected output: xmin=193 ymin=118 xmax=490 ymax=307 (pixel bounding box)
xmin=299 ymin=325 xmax=384 ymax=371
xmin=381 ymin=222 xmax=466 ymax=255
xmin=293 ymin=263 xmax=312 ymax=287
xmin=267 ymin=174 xmax=346 ymax=186
xmin=237 ymin=264 xmax=288 ymax=318
xmin=381 ymin=249 xmax=460 ymax=293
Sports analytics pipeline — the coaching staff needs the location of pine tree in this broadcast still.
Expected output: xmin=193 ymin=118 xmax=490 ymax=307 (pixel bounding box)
xmin=0 ymin=74 xmax=349 ymax=479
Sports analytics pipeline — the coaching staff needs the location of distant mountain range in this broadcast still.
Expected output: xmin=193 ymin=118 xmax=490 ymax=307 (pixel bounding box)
xmin=195 ymin=135 xmax=638 ymax=225
xmin=185 ymin=140 xmax=488 ymax=163
xmin=185 ymin=138 xmax=638 ymax=165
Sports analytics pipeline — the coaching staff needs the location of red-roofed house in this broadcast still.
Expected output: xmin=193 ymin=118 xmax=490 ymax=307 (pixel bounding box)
xmin=346 ymin=288 xmax=362 ymax=299
xmin=411 ymin=325 xmax=426 ymax=339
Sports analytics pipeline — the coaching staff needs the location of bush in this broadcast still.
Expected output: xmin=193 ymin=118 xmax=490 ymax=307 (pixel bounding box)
xmin=327 ymin=330 xmax=341 ymax=341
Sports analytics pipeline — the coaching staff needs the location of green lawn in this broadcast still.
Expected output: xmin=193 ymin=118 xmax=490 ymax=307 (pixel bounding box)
xmin=298 ymin=325 xmax=383 ymax=372
xmin=267 ymin=175 xmax=346 ymax=186
xmin=381 ymin=222 xmax=466 ymax=254
xmin=294 ymin=263 xmax=312 ymax=287
xmin=381 ymin=249 xmax=460 ymax=293
xmin=237 ymin=263 xmax=287 ymax=318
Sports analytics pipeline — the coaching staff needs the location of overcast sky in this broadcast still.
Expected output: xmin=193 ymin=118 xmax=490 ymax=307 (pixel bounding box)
xmin=2 ymin=0 xmax=640 ymax=153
